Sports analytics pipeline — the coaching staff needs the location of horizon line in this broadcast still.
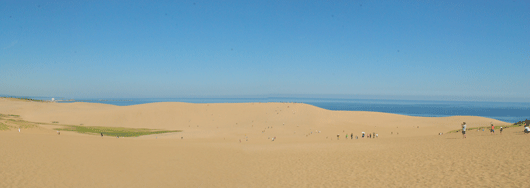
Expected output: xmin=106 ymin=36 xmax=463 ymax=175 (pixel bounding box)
xmin=1 ymin=94 xmax=529 ymax=103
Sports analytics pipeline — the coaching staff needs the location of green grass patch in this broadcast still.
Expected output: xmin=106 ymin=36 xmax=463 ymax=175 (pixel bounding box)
xmin=0 ymin=122 xmax=12 ymax=131
xmin=6 ymin=119 xmax=39 ymax=129
xmin=0 ymin=113 xmax=180 ymax=136
xmin=0 ymin=114 xmax=21 ymax=120
xmin=54 ymin=125 xmax=181 ymax=137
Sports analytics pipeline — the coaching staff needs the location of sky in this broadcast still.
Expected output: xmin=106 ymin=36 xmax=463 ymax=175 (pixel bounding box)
xmin=1 ymin=0 xmax=529 ymax=101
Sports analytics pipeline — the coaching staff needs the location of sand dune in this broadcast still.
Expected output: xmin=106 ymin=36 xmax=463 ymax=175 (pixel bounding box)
xmin=1 ymin=98 xmax=528 ymax=187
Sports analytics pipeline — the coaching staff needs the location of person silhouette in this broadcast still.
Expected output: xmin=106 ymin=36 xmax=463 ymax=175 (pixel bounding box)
xmin=461 ymin=122 xmax=467 ymax=139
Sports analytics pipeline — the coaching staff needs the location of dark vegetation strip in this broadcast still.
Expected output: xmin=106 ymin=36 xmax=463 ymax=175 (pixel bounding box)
xmin=54 ymin=125 xmax=181 ymax=137
xmin=1 ymin=113 xmax=181 ymax=137
xmin=1 ymin=96 xmax=44 ymax=102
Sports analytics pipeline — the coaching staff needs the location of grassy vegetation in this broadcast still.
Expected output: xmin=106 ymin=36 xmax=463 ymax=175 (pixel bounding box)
xmin=54 ymin=125 xmax=181 ymax=137
xmin=0 ymin=114 xmax=39 ymax=129
xmin=0 ymin=114 xmax=32 ymax=121
xmin=6 ymin=119 xmax=39 ymax=129
xmin=0 ymin=113 xmax=181 ymax=137
xmin=0 ymin=122 xmax=12 ymax=131
xmin=1 ymin=96 xmax=44 ymax=102
xmin=448 ymin=123 xmax=525 ymax=133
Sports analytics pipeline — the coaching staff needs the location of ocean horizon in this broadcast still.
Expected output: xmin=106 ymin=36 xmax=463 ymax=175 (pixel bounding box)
xmin=15 ymin=97 xmax=527 ymax=124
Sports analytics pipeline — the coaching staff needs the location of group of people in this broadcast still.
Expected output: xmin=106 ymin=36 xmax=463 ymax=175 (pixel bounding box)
xmin=462 ymin=122 xmax=499 ymax=139
xmin=361 ymin=132 xmax=377 ymax=139
xmin=462 ymin=122 xmax=530 ymax=138
xmin=335 ymin=131 xmax=378 ymax=140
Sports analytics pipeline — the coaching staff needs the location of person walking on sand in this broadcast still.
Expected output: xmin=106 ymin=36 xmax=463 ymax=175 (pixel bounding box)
xmin=491 ymin=124 xmax=495 ymax=135
xmin=462 ymin=122 xmax=467 ymax=139
xmin=362 ymin=132 xmax=365 ymax=138
xmin=351 ymin=133 xmax=353 ymax=140
xmin=337 ymin=134 xmax=340 ymax=140
xmin=18 ymin=128 xmax=20 ymax=132
xmin=500 ymin=127 xmax=503 ymax=134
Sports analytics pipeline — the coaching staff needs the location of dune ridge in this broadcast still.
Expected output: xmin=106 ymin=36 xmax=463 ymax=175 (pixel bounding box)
xmin=0 ymin=98 xmax=509 ymax=136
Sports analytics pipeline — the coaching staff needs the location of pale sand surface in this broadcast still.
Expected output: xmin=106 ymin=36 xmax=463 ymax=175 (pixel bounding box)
xmin=1 ymin=98 xmax=529 ymax=187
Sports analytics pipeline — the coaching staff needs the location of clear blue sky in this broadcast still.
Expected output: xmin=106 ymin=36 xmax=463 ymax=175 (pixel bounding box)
xmin=1 ymin=0 xmax=529 ymax=101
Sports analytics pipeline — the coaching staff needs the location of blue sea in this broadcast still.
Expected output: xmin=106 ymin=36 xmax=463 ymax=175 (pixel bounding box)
xmin=37 ymin=97 xmax=530 ymax=123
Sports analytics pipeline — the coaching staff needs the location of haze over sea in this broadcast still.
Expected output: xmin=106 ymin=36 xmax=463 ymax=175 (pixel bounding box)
xmin=26 ymin=97 xmax=529 ymax=124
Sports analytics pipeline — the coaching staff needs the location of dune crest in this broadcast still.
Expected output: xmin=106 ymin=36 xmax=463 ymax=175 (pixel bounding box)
xmin=0 ymin=98 xmax=510 ymax=139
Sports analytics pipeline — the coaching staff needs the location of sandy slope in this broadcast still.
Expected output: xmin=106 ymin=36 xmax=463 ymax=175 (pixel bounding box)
xmin=1 ymin=98 xmax=528 ymax=187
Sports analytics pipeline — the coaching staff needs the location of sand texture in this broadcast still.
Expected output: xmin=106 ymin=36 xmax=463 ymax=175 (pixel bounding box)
xmin=1 ymin=98 xmax=528 ymax=187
